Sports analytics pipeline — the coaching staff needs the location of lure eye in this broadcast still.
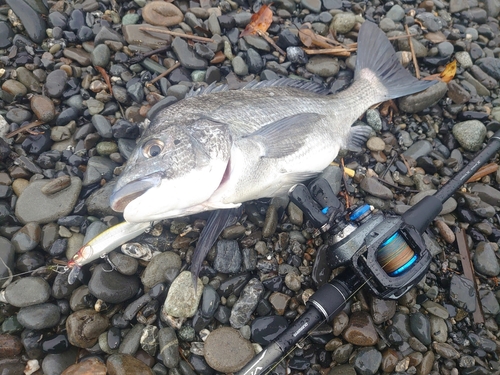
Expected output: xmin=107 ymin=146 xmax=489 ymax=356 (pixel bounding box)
xmin=142 ymin=140 xmax=164 ymax=158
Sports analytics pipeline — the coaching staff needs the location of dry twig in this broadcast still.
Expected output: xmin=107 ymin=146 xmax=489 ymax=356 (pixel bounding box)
xmin=140 ymin=27 xmax=214 ymax=43
xmin=404 ymin=24 xmax=420 ymax=79
xmin=456 ymin=228 xmax=485 ymax=324
xmin=6 ymin=120 xmax=45 ymax=138
xmin=147 ymin=61 xmax=181 ymax=86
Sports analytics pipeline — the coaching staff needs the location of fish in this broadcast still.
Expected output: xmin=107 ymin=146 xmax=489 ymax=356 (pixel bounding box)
xmin=66 ymin=21 xmax=436 ymax=284
xmin=110 ymin=21 xmax=435 ymax=223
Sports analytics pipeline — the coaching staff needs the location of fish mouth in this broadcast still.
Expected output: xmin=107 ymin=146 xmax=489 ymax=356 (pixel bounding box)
xmin=110 ymin=173 xmax=162 ymax=212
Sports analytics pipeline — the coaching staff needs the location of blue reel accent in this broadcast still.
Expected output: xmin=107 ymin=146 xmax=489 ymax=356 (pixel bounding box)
xmin=381 ymin=232 xmax=398 ymax=247
xmin=350 ymin=204 xmax=370 ymax=221
xmin=388 ymin=254 xmax=418 ymax=276
xmin=321 ymin=207 xmax=329 ymax=214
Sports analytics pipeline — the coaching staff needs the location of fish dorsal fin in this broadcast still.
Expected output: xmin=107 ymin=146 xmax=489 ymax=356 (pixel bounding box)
xmin=186 ymin=78 xmax=330 ymax=98
xmin=244 ymin=113 xmax=323 ymax=158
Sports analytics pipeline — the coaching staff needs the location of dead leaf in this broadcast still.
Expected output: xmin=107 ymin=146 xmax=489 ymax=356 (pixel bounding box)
xmin=440 ymin=60 xmax=456 ymax=83
xmin=422 ymin=60 xmax=456 ymax=82
xmin=240 ymin=4 xmax=273 ymax=37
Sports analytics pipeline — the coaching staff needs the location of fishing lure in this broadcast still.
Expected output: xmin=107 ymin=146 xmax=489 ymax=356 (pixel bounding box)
xmin=66 ymin=221 xmax=153 ymax=284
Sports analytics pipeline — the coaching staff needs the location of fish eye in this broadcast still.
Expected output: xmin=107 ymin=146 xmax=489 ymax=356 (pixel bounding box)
xmin=142 ymin=139 xmax=164 ymax=158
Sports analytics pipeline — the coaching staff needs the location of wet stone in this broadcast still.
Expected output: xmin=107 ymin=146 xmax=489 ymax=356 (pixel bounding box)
xmin=66 ymin=309 xmax=109 ymax=348
xmin=432 ymin=342 xmax=460 ymax=359
xmin=88 ymin=263 xmax=140 ymax=304
xmin=213 ymin=240 xmax=241 ymax=273
xmin=473 ymin=241 xmax=500 ymax=276
xmin=108 ymin=252 xmax=138 ymax=276
xmin=31 ymin=95 xmax=56 ymax=122
xmin=360 ymin=177 xmax=393 ymax=200
xmin=429 ymin=315 xmax=448 ymax=343
xmin=118 ymin=322 xmax=144 ymax=355
xmin=172 ymin=37 xmax=208 ymax=70
xmin=17 ymin=303 xmax=61 ymax=330
xmin=468 ymin=332 xmax=497 ymax=353
xmin=141 ymin=251 xmax=182 ymax=289
xmin=158 ymin=327 xmax=179 ymax=368
xmin=201 ymin=285 xmax=220 ymax=319
xmin=83 ymin=156 xmax=118 ymax=186
xmin=163 ymin=271 xmax=203 ymax=318
xmin=42 ymin=334 xmax=70 ymax=354
xmin=342 ymin=311 xmax=379 ymax=346
xmin=61 ymin=357 xmax=106 ymax=375
xmin=230 ymin=278 xmax=264 ymax=328
xmin=204 ymin=327 xmax=254 ymax=373
xmin=11 ymin=222 xmax=40 ymax=253
xmin=410 ymin=312 xmax=431 ymax=346
xmin=370 ymin=297 xmax=396 ymax=324
xmin=5 ymin=277 xmax=50 ymax=307
xmin=353 ymin=347 xmax=382 ymax=375
xmin=398 ymin=81 xmax=447 ymax=113
xmin=449 ymin=274 xmax=476 ymax=312
xmin=107 ymin=353 xmax=154 ymax=375
xmin=5 ymin=0 xmax=46 ymax=44
xmin=306 ymin=55 xmax=340 ymax=77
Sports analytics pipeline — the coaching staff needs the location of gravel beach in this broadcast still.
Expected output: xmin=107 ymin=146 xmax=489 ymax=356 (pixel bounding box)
xmin=1 ymin=0 xmax=500 ymax=375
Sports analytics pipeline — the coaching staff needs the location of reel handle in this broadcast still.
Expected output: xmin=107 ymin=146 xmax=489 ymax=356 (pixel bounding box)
xmin=288 ymin=178 xmax=344 ymax=231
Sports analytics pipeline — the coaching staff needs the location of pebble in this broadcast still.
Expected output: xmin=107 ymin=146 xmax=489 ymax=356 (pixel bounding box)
xmin=16 ymin=303 xmax=61 ymax=330
xmin=473 ymin=241 xmax=500 ymax=276
xmin=230 ymin=278 xmax=264 ymax=329
xmin=163 ymin=271 xmax=203 ymax=318
xmin=142 ymin=2 xmax=184 ymax=27
xmin=342 ymin=312 xmax=379 ymax=346
xmin=203 ymin=327 xmax=254 ymax=373
xmin=452 ymin=120 xmax=487 ymax=151
xmin=158 ymin=327 xmax=179 ymax=368
xmin=61 ymin=358 xmax=106 ymax=375
xmin=4 ymin=277 xmax=51 ymax=307
xmin=398 ymin=81 xmax=448 ymax=113
xmin=140 ymin=251 xmax=182 ymax=289
xmin=66 ymin=309 xmax=109 ymax=348
xmin=15 ymin=177 xmax=82 ymax=224
xmin=354 ymin=347 xmax=382 ymax=375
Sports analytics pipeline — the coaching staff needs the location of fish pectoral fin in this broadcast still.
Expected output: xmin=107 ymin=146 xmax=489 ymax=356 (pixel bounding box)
xmin=244 ymin=113 xmax=323 ymax=159
xmin=346 ymin=125 xmax=374 ymax=153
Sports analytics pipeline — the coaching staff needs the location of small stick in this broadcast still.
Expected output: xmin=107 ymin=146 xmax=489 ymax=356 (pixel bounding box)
xmin=400 ymin=154 xmax=413 ymax=177
xmin=257 ymin=30 xmax=286 ymax=56
xmin=95 ymin=66 xmax=113 ymax=95
xmin=405 ymin=24 xmax=420 ymax=79
xmin=6 ymin=120 xmax=45 ymax=138
xmin=146 ymin=61 xmax=181 ymax=86
xmin=140 ymin=27 xmax=214 ymax=43
xmin=129 ymin=45 xmax=171 ymax=64
xmin=303 ymin=48 xmax=353 ymax=56
xmin=456 ymin=228 xmax=485 ymax=324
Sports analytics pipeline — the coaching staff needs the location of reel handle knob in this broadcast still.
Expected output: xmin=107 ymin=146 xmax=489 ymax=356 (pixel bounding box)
xmin=289 ymin=183 xmax=329 ymax=228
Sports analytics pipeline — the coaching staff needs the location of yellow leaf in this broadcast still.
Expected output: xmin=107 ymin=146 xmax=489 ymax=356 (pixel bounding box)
xmin=440 ymin=60 xmax=456 ymax=83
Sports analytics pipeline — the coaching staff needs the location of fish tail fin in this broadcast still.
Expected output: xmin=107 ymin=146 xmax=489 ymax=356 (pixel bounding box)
xmin=355 ymin=21 xmax=435 ymax=101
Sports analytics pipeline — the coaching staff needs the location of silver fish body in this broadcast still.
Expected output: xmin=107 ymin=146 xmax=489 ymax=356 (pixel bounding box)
xmin=110 ymin=21 xmax=435 ymax=223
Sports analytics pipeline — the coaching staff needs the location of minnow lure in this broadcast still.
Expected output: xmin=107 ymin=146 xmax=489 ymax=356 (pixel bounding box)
xmin=66 ymin=221 xmax=153 ymax=284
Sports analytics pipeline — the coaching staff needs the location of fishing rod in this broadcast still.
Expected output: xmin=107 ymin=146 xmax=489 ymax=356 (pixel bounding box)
xmin=236 ymin=130 xmax=500 ymax=375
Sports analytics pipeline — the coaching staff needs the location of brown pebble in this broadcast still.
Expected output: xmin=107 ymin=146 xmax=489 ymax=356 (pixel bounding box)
xmin=142 ymin=1 xmax=183 ymax=27
xmin=66 ymin=309 xmax=109 ymax=348
xmin=62 ymin=357 xmax=107 ymax=375
xmin=416 ymin=350 xmax=434 ymax=375
xmin=380 ymin=348 xmax=399 ymax=373
xmin=269 ymin=292 xmax=291 ymax=315
xmin=342 ymin=311 xmax=379 ymax=346
xmin=12 ymin=178 xmax=29 ymax=196
xmin=0 ymin=334 xmax=23 ymax=358
xmin=204 ymin=327 xmax=254 ymax=373
xmin=41 ymin=175 xmax=72 ymax=195
xmin=107 ymin=353 xmax=154 ymax=375
xmin=434 ymin=219 xmax=455 ymax=243
xmin=2 ymin=79 xmax=28 ymax=98
xmin=30 ymin=95 xmax=56 ymax=122
xmin=210 ymin=51 xmax=226 ymax=64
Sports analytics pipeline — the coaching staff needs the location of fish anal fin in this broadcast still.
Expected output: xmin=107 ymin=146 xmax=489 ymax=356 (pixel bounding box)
xmin=245 ymin=113 xmax=323 ymax=159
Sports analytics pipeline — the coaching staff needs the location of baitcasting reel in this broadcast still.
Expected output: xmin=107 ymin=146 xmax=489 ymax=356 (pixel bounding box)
xmin=289 ymin=178 xmax=431 ymax=300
